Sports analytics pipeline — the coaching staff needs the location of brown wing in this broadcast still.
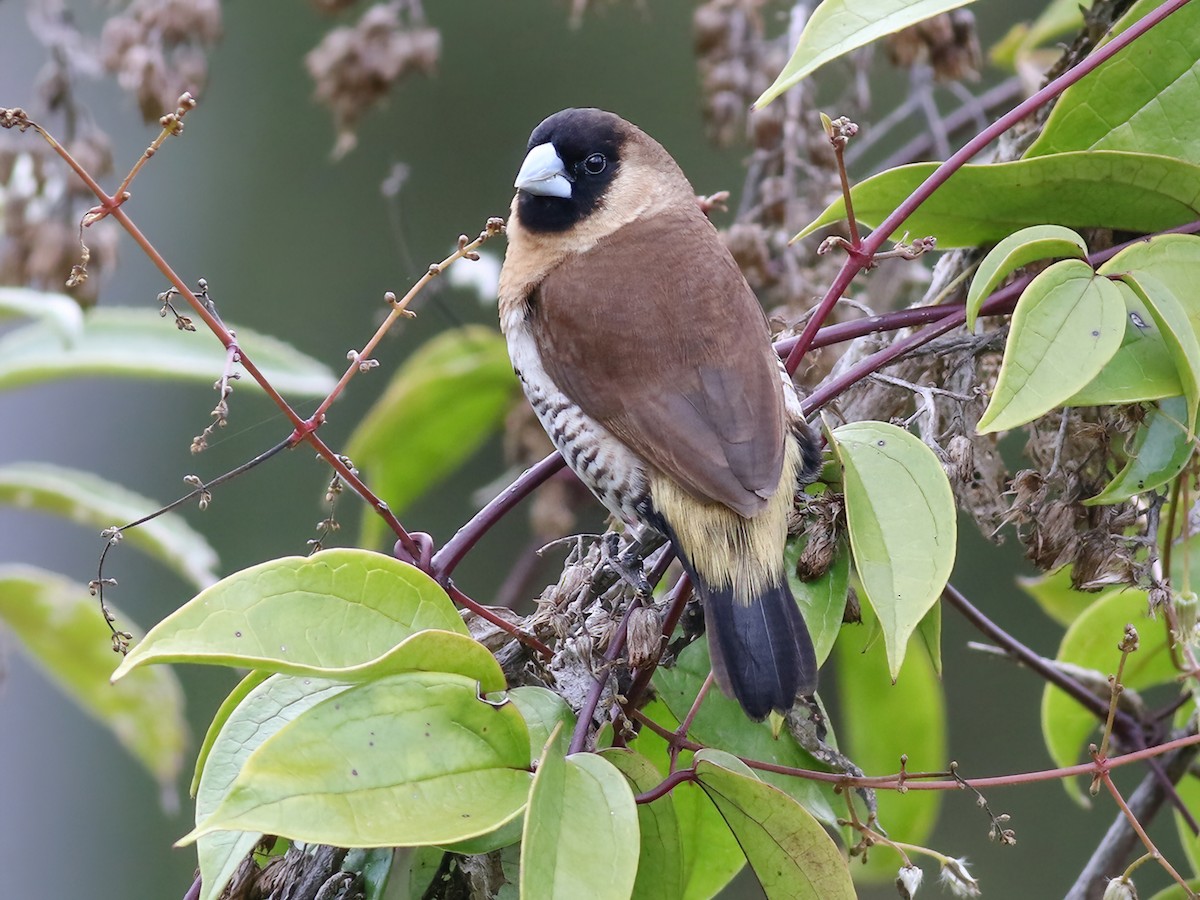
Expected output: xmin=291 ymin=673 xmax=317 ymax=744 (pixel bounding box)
xmin=528 ymin=203 xmax=785 ymax=518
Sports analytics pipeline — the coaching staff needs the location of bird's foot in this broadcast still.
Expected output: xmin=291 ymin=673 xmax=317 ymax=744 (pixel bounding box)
xmin=602 ymin=532 xmax=653 ymax=596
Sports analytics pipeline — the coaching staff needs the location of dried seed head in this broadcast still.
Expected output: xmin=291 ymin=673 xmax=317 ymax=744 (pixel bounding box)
xmin=1101 ymin=876 xmax=1137 ymax=900
xmin=626 ymin=605 xmax=663 ymax=670
xmin=896 ymin=864 xmax=924 ymax=899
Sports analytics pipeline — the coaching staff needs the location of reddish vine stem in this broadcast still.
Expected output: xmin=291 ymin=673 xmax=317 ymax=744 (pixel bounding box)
xmin=444 ymin=583 xmax=553 ymax=659
xmin=430 ymin=453 xmax=569 ymax=581
xmin=944 ymin=583 xmax=1198 ymax=833
xmin=782 ymin=0 xmax=1195 ymax=377
xmin=629 ymin=709 xmax=1200 ymax=801
xmin=14 ymin=109 xmax=426 ymax=561
xmin=1100 ymin=770 xmax=1197 ymax=897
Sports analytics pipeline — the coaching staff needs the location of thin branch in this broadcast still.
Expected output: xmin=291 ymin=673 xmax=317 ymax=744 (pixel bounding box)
xmin=783 ymin=0 xmax=1195 ymax=377
xmin=430 ymin=453 xmax=568 ymax=581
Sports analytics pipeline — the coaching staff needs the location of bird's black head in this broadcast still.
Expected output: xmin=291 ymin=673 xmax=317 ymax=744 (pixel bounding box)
xmin=514 ymin=108 xmax=625 ymax=234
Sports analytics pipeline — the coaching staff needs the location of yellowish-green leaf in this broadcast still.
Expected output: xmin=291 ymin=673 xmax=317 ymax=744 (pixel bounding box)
xmin=190 ymin=672 xmax=532 ymax=847
xmin=114 ymin=548 xmax=466 ymax=679
xmin=1118 ymin=275 xmax=1200 ymax=434
xmin=507 ymin=686 xmax=577 ymax=764
xmin=829 ymin=421 xmax=957 ymax=679
xmin=794 ymin=152 xmax=1200 ymax=249
xmin=191 ymin=670 xmax=271 ymax=798
xmin=1146 ymin=880 xmax=1200 ymax=900
xmin=1066 ymin=285 xmax=1182 ymax=406
xmin=627 ymin=700 xmax=746 ymax=900
xmin=1041 ymin=589 xmax=1175 ymax=805
xmin=0 ymin=307 xmax=336 ymax=395
xmin=755 ymin=0 xmax=977 ymax=108
xmin=601 ymin=749 xmax=686 ymax=900
xmin=1025 ymin=0 xmax=1200 ymax=162
xmin=965 ymin=225 xmax=1088 ymax=331
xmin=694 ymin=750 xmax=856 ymax=900
xmin=1085 ymin=396 xmax=1193 ymax=506
xmin=194 ymin=674 xmax=353 ymax=900
xmin=834 ymin=601 xmax=944 ymax=882
xmin=0 ymin=286 xmax=83 ymax=341
xmin=786 ymin=537 xmax=850 ymax=666
xmin=0 ymin=565 xmax=186 ymax=795
xmin=977 ymin=261 xmax=1125 ymax=433
xmin=990 ymin=0 xmax=1088 ymax=69
xmin=348 ymin=326 xmax=519 ymax=546
xmin=0 ymin=462 xmax=218 ymax=590
xmin=521 ymin=726 xmax=640 ymax=900
xmin=1017 ymin=567 xmax=1101 ymax=627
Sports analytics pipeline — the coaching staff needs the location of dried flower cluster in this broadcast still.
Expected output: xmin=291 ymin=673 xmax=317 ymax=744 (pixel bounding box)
xmin=305 ymin=1 xmax=440 ymax=158
xmin=0 ymin=136 xmax=117 ymax=305
xmin=100 ymin=0 xmax=222 ymax=122
xmin=885 ymin=11 xmax=982 ymax=83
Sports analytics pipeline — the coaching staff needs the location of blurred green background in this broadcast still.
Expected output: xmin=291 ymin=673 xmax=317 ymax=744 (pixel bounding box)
xmin=0 ymin=2 xmax=1186 ymax=898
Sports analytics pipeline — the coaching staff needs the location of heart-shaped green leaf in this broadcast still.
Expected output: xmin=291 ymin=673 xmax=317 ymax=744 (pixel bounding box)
xmin=521 ymin=726 xmax=640 ymax=900
xmin=829 ymin=421 xmax=957 ymax=679
xmin=795 ymin=152 xmax=1200 ymax=249
xmin=114 ymin=549 xmax=466 ymax=678
xmin=693 ymin=750 xmax=856 ymax=899
xmin=189 ymin=671 xmax=532 ymax=847
xmin=977 ymin=260 xmax=1126 ymax=434
xmin=965 ymin=225 xmax=1088 ymax=331
xmin=755 ymin=0 xmax=977 ymax=108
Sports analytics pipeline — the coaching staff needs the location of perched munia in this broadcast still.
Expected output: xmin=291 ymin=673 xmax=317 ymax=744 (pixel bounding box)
xmin=497 ymin=108 xmax=819 ymax=720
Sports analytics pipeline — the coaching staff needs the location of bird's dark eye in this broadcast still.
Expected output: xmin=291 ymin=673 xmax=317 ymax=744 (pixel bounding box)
xmin=582 ymin=153 xmax=606 ymax=176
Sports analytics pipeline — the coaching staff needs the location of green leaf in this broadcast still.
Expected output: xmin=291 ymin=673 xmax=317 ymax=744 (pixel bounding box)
xmin=693 ymin=750 xmax=856 ymax=900
xmin=1118 ymin=275 xmax=1200 ymax=434
xmin=0 ymin=307 xmax=336 ymax=395
xmin=521 ymin=727 xmax=640 ymax=900
xmin=194 ymin=674 xmax=354 ymax=900
xmin=1041 ymin=588 xmax=1176 ymax=805
xmin=601 ymin=749 xmax=686 ymax=900
xmin=977 ymin=261 xmax=1126 ymax=434
xmin=916 ymin=600 xmax=942 ymax=678
xmin=834 ymin=601 xmax=945 ymax=882
xmin=1146 ymin=881 xmax=1200 ymax=900
xmin=190 ymin=670 xmax=271 ymax=798
xmin=990 ymin=0 xmax=1088 ymax=69
xmin=113 ymin=548 xmax=467 ymax=678
xmin=965 ymin=225 xmax=1089 ymax=331
xmin=348 ymin=326 xmax=519 ymax=546
xmin=507 ymin=686 xmax=578 ymax=764
xmin=1024 ymin=0 xmax=1200 ymax=162
xmin=0 ymin=565 xmax=186 ymax=794
xmin=0 ymin=286 xmax=83 ymax=341
xmin=0 ymin=461 xmax=219 ymax=590
xmin=1066 ymin=282 xmax=1183 ymax=406
xmin=829 ymin=421 xmax=957 ymax=679
xmin=754 ymin=0 xmax=977 ymax=108
xmin=341 ymin=848 xmax=396 ymax=900
xmin=1085 ymin=396 xmax=1193 ymax=506
xmin=626 ymin=700 xmax=746 ymax=900
xmin=785 ymin=538 xmax=850 ymax=666
xmin=795 ymin=152 xmax=1200 ymax=249
xmin=1017 ymin=567 xmax=1101 ymax=627
xmin=654 ymin=640 xmax=841 ymax=828
xmin=1174 ymin=757 xmax=1200 ymax=880
xmin=190 ymin=671 xmax=532 ymax=846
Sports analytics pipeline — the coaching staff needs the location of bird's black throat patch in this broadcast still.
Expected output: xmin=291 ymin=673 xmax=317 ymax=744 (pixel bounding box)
xmin=516 ymin=108 xmax=624 ymax=234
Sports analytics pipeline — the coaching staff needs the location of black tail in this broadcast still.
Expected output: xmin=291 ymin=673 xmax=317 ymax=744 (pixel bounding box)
xmin=696 ymin=573 xmax=817 ymax=720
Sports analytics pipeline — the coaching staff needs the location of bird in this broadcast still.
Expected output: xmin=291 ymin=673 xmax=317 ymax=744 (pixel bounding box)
xmin=497 ymin=108 xmax=820 ymax=720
